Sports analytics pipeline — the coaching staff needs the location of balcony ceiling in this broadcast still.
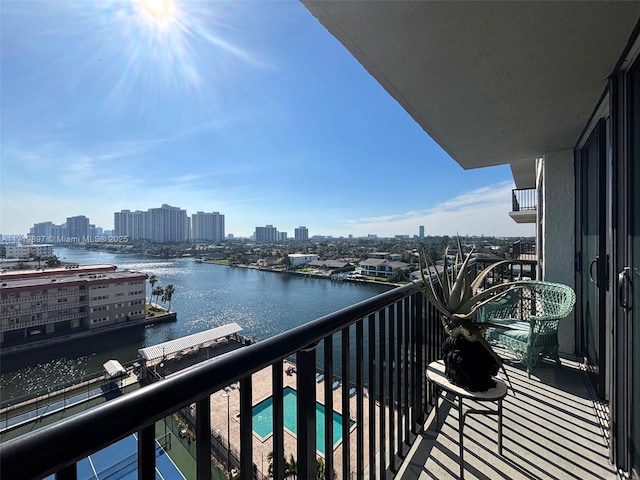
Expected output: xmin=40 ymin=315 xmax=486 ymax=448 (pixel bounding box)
xmin=302 ymin=1 xmax=640 ymax=187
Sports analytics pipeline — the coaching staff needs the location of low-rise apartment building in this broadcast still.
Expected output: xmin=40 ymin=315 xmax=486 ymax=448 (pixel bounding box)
xmin=0 ymin=265 xmax=148 ymax=347
xmin=4 ymin=244 xmax=54 ymax=259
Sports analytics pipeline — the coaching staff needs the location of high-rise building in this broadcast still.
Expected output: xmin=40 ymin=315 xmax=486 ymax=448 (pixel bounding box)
xmin=114 ymin=210 xmax=146 ymax=240
xmin=255 ymin=225 xmax=278 ymax=243
xmin=30 ymin=222 xmax=56 ymax=242
xmin=115 ymin=205 xmax=189 ymax=243
xmin=66 ymin=216 xmax=90 ymax=241
xmin=294 ymin=226 xmax=309 ymax=241
xmin=146 ymin=205 xmax=189 ymax=243
xmin=191 ymin=211 xmax=225 ymax=242
xmin=419 ymin=225 xmax=425 ymax=238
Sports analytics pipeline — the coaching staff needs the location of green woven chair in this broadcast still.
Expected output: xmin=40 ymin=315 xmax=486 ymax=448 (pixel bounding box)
xmin=480 ymin=281 xmax=576 ymax=376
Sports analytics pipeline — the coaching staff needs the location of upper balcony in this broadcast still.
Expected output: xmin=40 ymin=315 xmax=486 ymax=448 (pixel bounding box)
xmin=0 ymin=259 xmax=613 ymax=480
xmin=509 ymin=188 xmax=537 ymax=224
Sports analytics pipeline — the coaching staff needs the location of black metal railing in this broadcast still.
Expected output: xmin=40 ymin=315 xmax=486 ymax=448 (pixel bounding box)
xmin=472 ymin=258 xmax=537 ymax=289
xmin=0 ymin=259 xmax=535 ymax=480
xmin=511 ymin=240 xmax=536 ymax=260
xmin=0 ymin=281 xmax=445 ymax=480
xmin=512 ymin=188 xmax=537 ymax=212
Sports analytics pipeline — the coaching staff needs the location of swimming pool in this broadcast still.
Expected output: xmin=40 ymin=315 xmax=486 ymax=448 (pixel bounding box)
xmin=252 ymin=386 xmax=354 ymax=455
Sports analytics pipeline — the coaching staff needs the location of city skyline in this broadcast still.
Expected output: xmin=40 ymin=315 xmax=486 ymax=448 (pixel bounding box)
xmin=1 ymin=1 xmax=534 ymax=239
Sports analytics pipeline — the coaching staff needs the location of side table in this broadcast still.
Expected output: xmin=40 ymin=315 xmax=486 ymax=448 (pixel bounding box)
xmin=426 ymin=360 xmax=508 ymax=479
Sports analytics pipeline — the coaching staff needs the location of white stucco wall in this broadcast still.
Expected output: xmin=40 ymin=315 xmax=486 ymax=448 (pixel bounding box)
xmin=540 ymin=150 xmax=575 ymax=355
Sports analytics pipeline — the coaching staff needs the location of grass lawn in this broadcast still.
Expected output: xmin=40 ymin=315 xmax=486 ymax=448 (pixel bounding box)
xmin=204 ymin=259 xmax=230 ymax=265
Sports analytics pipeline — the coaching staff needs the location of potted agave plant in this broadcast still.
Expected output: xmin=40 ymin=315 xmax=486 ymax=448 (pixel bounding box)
xmin=419 ymin=238 xmax=529 ymax=392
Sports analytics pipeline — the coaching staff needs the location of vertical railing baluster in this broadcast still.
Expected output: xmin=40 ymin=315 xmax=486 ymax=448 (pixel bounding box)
xmin=412 ymin=293 xmax=424 ymax=433
xmin=403 ymin=296 xmax=411 ymax=447
xmin=273 ymin=360 xmax=284 ymax=480
xmin=297 ymin=346 xmax=317 ymax=479
xmin=138 ymin=424 xmax=155 ymax=480
xmin=323 ymin=337 xmax=334 ymax=480
xmin=388 ymin=303 xmax=396 ymax=472
xmin=395 ymin=300 xmax=404 ymax=458
xmin=356 ymin=320 xmax=364 ymax=480
xmin=196 ymin=397 xmax=212 ymax=480
xmin=367 ymin=313 xmax=376 ymax=479
xmin=341 ymin=326 xmax=351 ymax=480
xmin=410 ymin=292 xmax=417 ymax=435
xmin=418 ymin=295 xmax=428 ymax=426
xmin=239 ymin=376 xmax=253 ymax=478
xmin=378 ymin=308 xmax=386 ymax=478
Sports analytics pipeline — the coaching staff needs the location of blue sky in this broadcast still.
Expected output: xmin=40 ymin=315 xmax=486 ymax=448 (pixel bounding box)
xmin=1 ymin=0 xmax=533 ymax=239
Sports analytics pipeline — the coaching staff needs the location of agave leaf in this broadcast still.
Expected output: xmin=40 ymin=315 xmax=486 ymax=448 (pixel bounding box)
xmin=447 ymin=246 xmax=474 ymax=312
xmin=418 ymin=264 xmax=453 ymax=319
xmin=416 ymin=282 xmax=452 ymax=320
xmin=470 ymin=259 xmax=525 ymax=294
xmin=457 ymin=281 xmax=530 ymax=318
xmin=441 ymin=247 xmax=451 ymax=304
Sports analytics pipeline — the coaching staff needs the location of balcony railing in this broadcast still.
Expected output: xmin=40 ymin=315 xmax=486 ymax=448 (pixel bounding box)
xmin=512 ymin=188 xmax=536 ymax=212
xmin=512 ymin=239 xmax=536 ymax=260
xmin=0 ymin=260 xmax=532 ymax=480
xmin=1 ymin=280 xmax=446 ymax=479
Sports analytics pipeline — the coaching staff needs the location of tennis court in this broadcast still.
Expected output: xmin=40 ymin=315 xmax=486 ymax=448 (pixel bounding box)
xmin=45 ymin=433 xmax=185 ymax=480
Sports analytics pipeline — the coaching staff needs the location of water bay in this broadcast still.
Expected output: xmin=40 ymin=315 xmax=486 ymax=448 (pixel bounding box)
xmin=0 ymin=247 xmax=392 ymax=399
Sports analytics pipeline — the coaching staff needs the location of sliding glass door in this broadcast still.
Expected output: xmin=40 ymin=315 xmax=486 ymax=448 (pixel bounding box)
xmin=628 ymin=55 xmax=640 ymax=480
xmin=577 ymin=120 xmax=607 ymax=399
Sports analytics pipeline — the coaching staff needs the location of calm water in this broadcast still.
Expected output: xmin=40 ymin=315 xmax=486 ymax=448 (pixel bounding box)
xmin=0 ymin=248 xmax=392 ymax=400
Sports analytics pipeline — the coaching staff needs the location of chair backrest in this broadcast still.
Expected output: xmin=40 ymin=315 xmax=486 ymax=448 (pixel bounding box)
xmin=482 ymin=281 xmax=575 ymax=322
xmin=526 ymin=281 xmax=576 ymax=321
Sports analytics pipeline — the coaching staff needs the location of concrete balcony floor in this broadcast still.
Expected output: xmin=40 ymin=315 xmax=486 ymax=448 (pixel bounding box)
xmin=398 ymin=350 xmax=616 ymax=480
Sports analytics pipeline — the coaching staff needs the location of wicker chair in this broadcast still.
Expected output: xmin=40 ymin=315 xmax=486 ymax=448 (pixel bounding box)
xmin=480 ymin=281 xmax=576 ymax=376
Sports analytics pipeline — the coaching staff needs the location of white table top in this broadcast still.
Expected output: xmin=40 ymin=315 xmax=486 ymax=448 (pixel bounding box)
xmin=427 ymin=360 xmax=508 ymax=400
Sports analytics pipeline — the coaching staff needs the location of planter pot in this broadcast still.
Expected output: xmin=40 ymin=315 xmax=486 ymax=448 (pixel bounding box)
xmin=441 ymin=335 xmax=499 ymax=392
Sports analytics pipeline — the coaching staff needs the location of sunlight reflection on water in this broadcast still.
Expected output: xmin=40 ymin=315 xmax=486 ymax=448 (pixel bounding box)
xmin=1 ymin=248 xmax=392 ymax=399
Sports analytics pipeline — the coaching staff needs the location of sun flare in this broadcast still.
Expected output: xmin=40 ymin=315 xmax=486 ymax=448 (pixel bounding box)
xmin=139 ymin=0 xmax=174 ymax=22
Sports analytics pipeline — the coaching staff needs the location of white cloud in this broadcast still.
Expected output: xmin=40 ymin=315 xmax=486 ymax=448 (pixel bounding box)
xmin=343 ymin=182 xmax=534 ymax=238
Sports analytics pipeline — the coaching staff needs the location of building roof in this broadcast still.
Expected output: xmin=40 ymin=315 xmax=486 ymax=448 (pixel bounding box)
xmin=138 ymin=323 xmax=243 ymax=363
xmin=360 ymin=258 xmax=386 ymax=266
xmin=302 ymin=1 xmax=640 ymax=187
xmin=103 ymin=360 xmax=126 ymax=378
xmin=360 ymin=258 xmax=409 ymax=269
xmin=0 ymin=268 xmax=146 ymax=291
xmin=0 ymin=264 xmax=117 ymax=281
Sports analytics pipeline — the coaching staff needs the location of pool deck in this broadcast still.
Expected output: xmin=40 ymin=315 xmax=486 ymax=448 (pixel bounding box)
xmin=209 ymin=360 xmax=378 ymax=479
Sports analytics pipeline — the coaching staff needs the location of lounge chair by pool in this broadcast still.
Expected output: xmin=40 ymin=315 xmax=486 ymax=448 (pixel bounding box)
xmin=316 ymin=374 xmax=325 ymax=383
xmin=349 ymin=387 xmax=356 ymax=397
xmin=332 ymin=380 xmax=341 ymax=390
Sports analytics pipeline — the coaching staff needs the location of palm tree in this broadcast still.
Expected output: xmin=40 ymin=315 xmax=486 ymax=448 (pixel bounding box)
xmin=44 ymin=255 xmax=61 ymax=267
xmin=152 ymin=286 xmax=164 ymax=306
xmin=287 ymin=454 xmax=297 ymax=478
xmin=266 ymin=452 xmax=335 ymax=479
xmin=315 ymin=457 xmax=335 ymax=479
xmin=148 ymin=274 xmax=157 ymax=305
xmin=162 ymin=284 xmax=175 ymax=312
xmin=267 ymin=452 xmax=298 ymax=478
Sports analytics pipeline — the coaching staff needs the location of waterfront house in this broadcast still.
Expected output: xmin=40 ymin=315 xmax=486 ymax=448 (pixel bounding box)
xmin=356 ymin=258 xmax=410 ymax=279
xmin=2 ymin=3 xmax=640 ymax=479
xmin=288 ymin=253 xmax=320 ymax=267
